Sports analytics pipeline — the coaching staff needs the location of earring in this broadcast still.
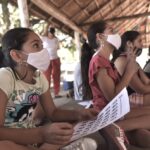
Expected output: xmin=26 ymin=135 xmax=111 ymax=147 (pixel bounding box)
xmin=101 ymin=40 xmax=104 ymax=48
xmin=18 ymin=60 xmax=28 ymax=67
xmin=18 ymin=61 xmax=23 ymax=65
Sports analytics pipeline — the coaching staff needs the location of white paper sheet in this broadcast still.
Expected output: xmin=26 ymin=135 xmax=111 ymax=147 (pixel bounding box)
xmin=78 ymin=101 xmax=93 ymax=108
xmin=71 ymin=88 xmax=130 ymax=141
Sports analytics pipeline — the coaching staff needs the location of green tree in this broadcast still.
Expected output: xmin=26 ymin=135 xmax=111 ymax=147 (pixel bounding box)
xmin=0 ymin=0 xmax=10 ymax=32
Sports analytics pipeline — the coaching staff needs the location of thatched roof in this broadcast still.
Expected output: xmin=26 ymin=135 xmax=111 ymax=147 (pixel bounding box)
xmin=11 ymin=0 xmax=150 ymax=47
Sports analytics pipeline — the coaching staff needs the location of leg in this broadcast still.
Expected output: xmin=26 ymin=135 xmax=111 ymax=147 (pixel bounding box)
xmin=130 ymin=93 xmax=150 ymax=107
xmin=127 ymin=129 xmax=150 ymax=148
xmin=117 ymin=114 xmax=150 ymax=131
xmin=117 ymin=107 xmax=150 ymax=148
xmin=128 ymin=145 xmax=150 ymax=150
xmin=52 ymin=58 xmax=61 ymax=96
xmin=43 ymin=63 xmax=52 ymax=87
xmin=143 ymin=94 xmax=150 ymax=106
xmin=39 ymin=143 xmax=61 ymax=150
xmin=0 ymin=141 xmax=37 ymax=150
xmin=125 ymin=106 xmax=150 ymax=119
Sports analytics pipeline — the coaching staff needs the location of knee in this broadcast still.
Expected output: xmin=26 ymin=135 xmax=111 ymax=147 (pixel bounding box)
xmin=0 ymin=141 xmax=18 ymax=149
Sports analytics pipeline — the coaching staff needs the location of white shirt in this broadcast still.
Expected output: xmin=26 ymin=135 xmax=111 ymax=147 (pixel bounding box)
xmin=74 ymin=62 xmax=83 ymax=100
xmin=41 ymin=36 xmax=59 ymax=60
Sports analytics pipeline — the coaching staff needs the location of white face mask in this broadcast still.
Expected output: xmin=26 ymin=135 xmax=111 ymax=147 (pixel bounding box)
xmin=107 ymin=34 xmax=121 ymax=49
xmin=26 ymin=49 xmax=50 ymax=71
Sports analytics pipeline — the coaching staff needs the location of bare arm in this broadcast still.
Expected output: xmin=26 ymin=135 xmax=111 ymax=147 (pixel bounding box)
xmin=0 ymin=88 xmax=74 ymax=145
xmin=138 ymin=67 xmax=150 ymax=85
xmin=96 ymin=67 xmax=134 ymax=101
xmin=115 ymin=57 xmax=150 ymax=94
xmin=98 ymin=53 xmax=139 ymax=101
xmin=39 ymin=89 xmax=98 ymax=123
xmin=129 ymin=71 xmax=150 ymax=94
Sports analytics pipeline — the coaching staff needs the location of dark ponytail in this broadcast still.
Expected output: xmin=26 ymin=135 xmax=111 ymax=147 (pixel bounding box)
xmin=0 ymin=47 xmax=5 ymax=68
xmin=80 ymin=42 xmax=94 ymax=100
xmin=80 ymin=20 xmax=107 ymax=100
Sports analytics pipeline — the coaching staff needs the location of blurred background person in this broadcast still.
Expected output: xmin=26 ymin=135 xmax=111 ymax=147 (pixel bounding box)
xmin=41 ymin=26 xmax=62 ymax=98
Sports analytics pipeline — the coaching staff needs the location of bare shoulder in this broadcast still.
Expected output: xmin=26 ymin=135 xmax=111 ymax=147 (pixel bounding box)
xmin=114 ymin=56 xmax=127 ymax=75
xmin=115 ymin=56 xmax=127 ymax=67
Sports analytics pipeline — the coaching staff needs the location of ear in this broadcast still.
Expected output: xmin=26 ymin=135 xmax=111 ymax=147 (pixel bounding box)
xmin=126 ymin=41 xmax=133 ymax=48
xmin=96 ymin=33 xmax=102 ymax=41
xmin=9 ymin=50 xmax=22 ymax=63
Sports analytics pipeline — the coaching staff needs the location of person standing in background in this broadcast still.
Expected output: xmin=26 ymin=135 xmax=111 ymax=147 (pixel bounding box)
xmin=41 ymin=26 xmax=61 ymax=98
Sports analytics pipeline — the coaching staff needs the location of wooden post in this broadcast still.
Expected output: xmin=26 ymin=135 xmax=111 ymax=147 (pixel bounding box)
xmin=17 ymin=0 xmax=29 ymax=27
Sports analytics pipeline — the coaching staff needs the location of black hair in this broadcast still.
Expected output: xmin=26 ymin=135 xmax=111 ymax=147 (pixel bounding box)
xmin=87 ymin=20 xmax=106 ymax=49
xmin=148 ymin=45 xmax=150 ymax=56
xmin=80 ymin=20 xmax=107 ymax=100
xmin=112 ymin=31 xmax=140 ymax=62
xmin=48 ymin=27 xmax=55 ymax=35
xmin=1 ymin=28 xmax=33 ymax=68
xmin=0 ymin=46 xmax=5 ymax=68
xmin=80 ymin=42 xmax=94 ymax=100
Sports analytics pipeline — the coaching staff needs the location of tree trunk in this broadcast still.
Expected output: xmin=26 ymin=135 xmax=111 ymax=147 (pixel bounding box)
xmin=1 ymin=0 xmax=10 ymax=32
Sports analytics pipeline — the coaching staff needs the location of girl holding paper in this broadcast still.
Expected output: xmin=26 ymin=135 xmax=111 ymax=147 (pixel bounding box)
xmin=0 ymin=28 xmax=98 ymax=150
xmin=82 ymin=20 xmax=150 ymax=149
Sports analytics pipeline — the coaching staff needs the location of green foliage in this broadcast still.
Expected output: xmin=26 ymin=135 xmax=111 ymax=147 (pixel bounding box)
xmin=0 ymin=2 xmax=20 ymax=43
xmin=0 ymin=1 xmax=77 ymax=61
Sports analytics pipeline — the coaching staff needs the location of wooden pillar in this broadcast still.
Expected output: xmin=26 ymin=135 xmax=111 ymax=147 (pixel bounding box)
xmin=74 ymin=31 xmax=81 ymax=60
xmin=17 ymin=0 xmax=29 ymax=27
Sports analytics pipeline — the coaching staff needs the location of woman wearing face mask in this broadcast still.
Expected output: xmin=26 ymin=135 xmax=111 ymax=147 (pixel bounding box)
xmin=0 ymin=28 xmax=98 ymax=150
xmin=41 ymin=27 xmax=62 ymax=98
xmin=84 ymin=20 xmax=150 ymax=149
xmin=114 ymin=31 xmax=150 ymax=107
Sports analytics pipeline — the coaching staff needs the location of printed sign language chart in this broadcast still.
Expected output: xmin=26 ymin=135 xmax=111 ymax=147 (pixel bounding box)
xmin=71 ymin=88 xmax=130 ymax=141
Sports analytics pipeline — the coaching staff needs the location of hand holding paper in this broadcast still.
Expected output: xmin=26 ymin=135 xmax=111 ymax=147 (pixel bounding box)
xmin=71 ymin=88 xmax=130 ymax=141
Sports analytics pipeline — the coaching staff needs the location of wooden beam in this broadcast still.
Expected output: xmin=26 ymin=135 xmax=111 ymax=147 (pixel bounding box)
xmin=108 ymin=0 xmax=138 ymax=28
xmin=125 ymin=17 xmax=146 ymax=32
xmin=81 ymin=8 xmax=150 ymax=26
xmin=80 ymin=0 xmax=130 ymax=26
xmin=71 ymin=1 xmax=92 ymax=21
xmin=81 ymin=0 xmax=111 ymax=23
xmin=59 ymin=0 xmax=73 ymax=10
xmin=114 ymin=4 xmax=146 ymax=30
xmin=94 ymin=0 xmax=100 ymax=8
xmin=115 ymin=3 xmax=147 ymax=32
xmin=29 ymin=8 xmax=47 ymax=20
xmin=105 ymin=0 xmax=130 ymax=20
xmin=112 ymin=0 xmax=147 ymax=30
xmin=120 ymin=17 xmax=146 ymax=33
xmin=31 ymin=0 xmax=85 ymax=35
